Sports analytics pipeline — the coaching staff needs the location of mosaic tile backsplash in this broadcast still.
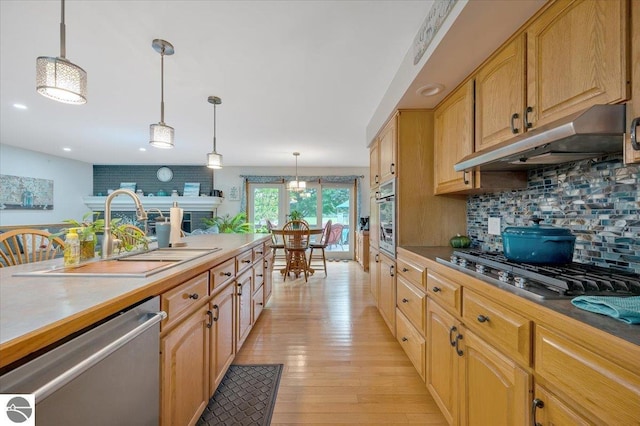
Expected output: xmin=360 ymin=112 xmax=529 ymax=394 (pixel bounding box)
xmin=467 ymin=154 xmax=640 ymax=274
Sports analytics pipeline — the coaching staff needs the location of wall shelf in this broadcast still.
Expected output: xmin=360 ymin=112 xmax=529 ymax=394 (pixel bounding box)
xmin=83 ymin=196 xmax=223 ymax=212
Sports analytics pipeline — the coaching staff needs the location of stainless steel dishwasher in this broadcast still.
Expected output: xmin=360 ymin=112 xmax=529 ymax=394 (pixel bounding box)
xmin=0 ymin=296 xmax=166 ymax=426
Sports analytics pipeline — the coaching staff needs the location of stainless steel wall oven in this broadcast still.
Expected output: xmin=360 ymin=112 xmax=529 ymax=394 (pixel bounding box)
xmin=377 ymin=179 xmax=396 ymax=257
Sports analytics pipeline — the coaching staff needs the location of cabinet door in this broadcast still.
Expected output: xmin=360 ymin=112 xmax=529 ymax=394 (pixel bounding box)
xmin=526 ymin=0 xmax=628 ymax=128
xmin=370 ymin=139 xmax=380 ymax=187
xmin=379 ymin=114 xmax=398 ymax=183
xmin=434 ymin=80 xmax=475 ymax=194
xmin=263 ymin=253 xmax=273 ymax=305
xmin=369 ymin=248 xmax=380 ymax=305
xmin=475 ymin=35 xmax=526 ymax=151
xmin=459 ymin=328 xmax=531 ymax=426
xmin=161 ymin=305 xmax=210 ymax=426
xmin=625 ymin=0 xmax=640 ymax=164
xmin=236 ymin=269 xmax=253 ymax=349
xmin=209 ymin=283 xmax=236 ymax=393
xmin=396 ymin=308 xmax=426 ymax=381
xmin=532 ymin=384 xmax=590 ymax=426
xmin=369 ymin=194 xmax=379 ymax=250
xmin=378 ymin=253 xmax=396 ymax=335
xmin=426 ymin=300 xmax=459 ymax=426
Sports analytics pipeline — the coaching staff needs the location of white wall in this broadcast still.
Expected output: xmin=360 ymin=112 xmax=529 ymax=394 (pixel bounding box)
xmin=212 ymin=166 xmax=371 ymax=218
xmin=0 ymin=144 xmax=93 ymax=226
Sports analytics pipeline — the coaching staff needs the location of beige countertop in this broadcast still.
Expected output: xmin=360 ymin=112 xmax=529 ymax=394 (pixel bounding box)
xmin=0 ymin=233 xmax=270 ymax=370
xmin=401 ymin=246 xmax=640 ymax=348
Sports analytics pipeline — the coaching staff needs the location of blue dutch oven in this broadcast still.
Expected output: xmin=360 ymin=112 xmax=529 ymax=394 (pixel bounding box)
xmin=502 ymin=218 xmax=576 ymax=264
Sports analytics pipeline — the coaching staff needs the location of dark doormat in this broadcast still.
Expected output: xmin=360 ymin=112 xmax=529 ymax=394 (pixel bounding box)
xmin=197 ymin=364 xmax=283 ymax=426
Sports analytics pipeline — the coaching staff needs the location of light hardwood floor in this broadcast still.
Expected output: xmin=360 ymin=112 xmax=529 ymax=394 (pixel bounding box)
xmin=234 ymin=261 xmax=447 ymax=425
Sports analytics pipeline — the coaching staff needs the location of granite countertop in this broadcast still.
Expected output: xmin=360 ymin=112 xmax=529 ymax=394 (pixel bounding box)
xmin=0 ymin=233 xmax=270 ymax=369
xmin=400 ymin=246 xmax=640 ymax=347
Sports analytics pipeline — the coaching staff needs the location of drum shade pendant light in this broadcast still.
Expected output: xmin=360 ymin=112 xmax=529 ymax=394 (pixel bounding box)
xmin=288 ymin=152 xmax=306 ymax=191
xmin=36 ymin=0 xmax=87 ymax=104
xmin=206 ymin=96 xmax=223 ymax=169
xmin=149 ymin=39 xmax=175 ymax=149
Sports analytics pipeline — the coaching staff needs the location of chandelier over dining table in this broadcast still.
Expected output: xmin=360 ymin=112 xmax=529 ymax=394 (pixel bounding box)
xmin=288 ymin=152 xmax=306 ymax=191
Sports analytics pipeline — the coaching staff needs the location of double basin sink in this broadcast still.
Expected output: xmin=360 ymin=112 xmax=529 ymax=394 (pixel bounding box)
xmin=15 ymin=248 xmax=221 ymax=278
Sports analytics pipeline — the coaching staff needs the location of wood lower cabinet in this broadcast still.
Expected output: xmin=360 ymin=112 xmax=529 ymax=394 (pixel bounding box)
xmin=369 ymin=248 xmax=380 ymax=305
xmin=263 ymin=251 xmax=274 ymax=305
xmin=161 ymin=304 xmax=210 ymax=426
xmin=378 ymin=252 xmax=396 ymax=335
xmin=355 ymin=231 xmax=369 ymax=271
xmin=532 ymin=384 xmax=591 ymax=426
xmin=208 ymin=282 xmax=235 ymax=393
xmin=236 ymin=268 xmax=253 ymax=348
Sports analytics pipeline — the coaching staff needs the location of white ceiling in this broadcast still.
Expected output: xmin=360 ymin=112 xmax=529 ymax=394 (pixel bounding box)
xmin=0 ymin=0 xmax=544 ymax=168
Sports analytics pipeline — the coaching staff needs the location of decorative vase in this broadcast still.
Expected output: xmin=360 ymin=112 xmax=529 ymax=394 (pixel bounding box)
xmin=80 ymin=232 xmax=96 ymax=260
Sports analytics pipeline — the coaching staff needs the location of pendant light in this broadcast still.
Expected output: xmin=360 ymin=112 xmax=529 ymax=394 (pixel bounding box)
xmin=36 ymin=0 xmax=87 ymax=105
xmin=288 ymin=152 xmax=306 ymax=191
xmin=206 ymin=96 xmax=223 ymax=169
xmin=149 ymin=39 xmax=175 ymax=149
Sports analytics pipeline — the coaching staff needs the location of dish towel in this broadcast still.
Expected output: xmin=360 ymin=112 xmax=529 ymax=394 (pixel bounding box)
xmin=571 ymin=296 xmax=640 ymax=324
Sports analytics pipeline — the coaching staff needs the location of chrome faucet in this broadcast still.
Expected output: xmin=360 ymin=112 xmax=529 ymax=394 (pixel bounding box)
xmin=102 ymin=189 xmax=148 ymax=259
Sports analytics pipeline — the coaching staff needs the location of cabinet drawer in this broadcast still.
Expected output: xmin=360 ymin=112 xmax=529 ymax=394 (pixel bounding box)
xmin=253 ymin=285 xmax=264 ymax=322
xmin=253 ymin=262 xmax=265 ymax=292
xmin=426 ymin=271 xmax=461 ymax=315
xmin=396 ymin=275 xmax=426 ymax=335
xmin=535 ymin=326 xmax=640 ymax=426
xmin=252 ymin=244 xmax=265 ymax=260
xmin=236 ymin=249 xmax=253 ymax=273
xmin=210 ymin=258 xmax=235 ymax=292
xmin=161 ymin=272 xmax=209 ymax=330
xmin=463 ymin=289 xmax=531 ymax=366
xmin=397 ymin=257 xmax=425 ymax=290
xmin=396 ymin=308 xmax=425 ymax=382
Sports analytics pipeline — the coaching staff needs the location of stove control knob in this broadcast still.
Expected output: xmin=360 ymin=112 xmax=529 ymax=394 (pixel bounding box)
xmin=475 ymin=264 xmax=486 ymax=274
xmin=514 ymin=276 xmax=527 ymax=288
xmin=498 ymin=271 xmax=511 ymax=283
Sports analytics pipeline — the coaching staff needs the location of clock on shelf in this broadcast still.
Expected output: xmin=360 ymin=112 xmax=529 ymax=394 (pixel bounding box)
xmin=156 ymin=166 xmax=173 ymax=182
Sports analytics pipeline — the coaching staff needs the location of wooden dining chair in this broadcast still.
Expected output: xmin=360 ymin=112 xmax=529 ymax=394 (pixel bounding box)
xmin=0 ymin=228 xmax=65 ymax=267
xmin=308 ymin=220 xmax=332 ymax=277
xmin=267 ymin=219 xmax=286 ymax=268
xmin=282 ymin=220 xmax=311 ymax=282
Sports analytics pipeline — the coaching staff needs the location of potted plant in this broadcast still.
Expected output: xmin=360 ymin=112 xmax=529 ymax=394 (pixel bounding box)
xmin=52 ymin=212 xmax=148 ymax=259
xmin=288 ymin=210 xmax=304 ymax=228
xmin=202 ymin=212 xmax=251 ymax=234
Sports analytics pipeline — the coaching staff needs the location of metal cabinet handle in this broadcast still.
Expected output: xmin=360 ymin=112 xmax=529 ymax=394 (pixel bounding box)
xmin=531 ymin=398 xmax=544 ymax=426
xmin=206 ymin=310 xmax=214 ymax=328
xmin=256 ymin=273 xmax=263 ymax=277
xmin=390 ymin=163 xmax=395 ymax=175
xmin=401 ymin=337 xmax=408 ymax=342
xmin=432 ymin=286 xmax=441 ymax=293
xmin=212 ymin=304 xmax=219 ymax=322
xmin=221 ymin=272 xmax=232 ymax=277
xmin=455 ymin=334 xmax=464 ymax=356
xmin=524 ymin=106 xmax=533 ymax=129
xmin=510 ymin=112 xmax=520 ymax=134
xmin=631 ymin=117 xmax=640 ymax=150
xmin=256 ymin=250 xmax=263 ymax=255
xmin=402 ymin=298 xmax=409 ymax=303
xmin=477 ymin=314 xmax=490 ymax=323
xmin=375 ymin=254 xmax=379 ymax=263
xmin=389 ymin=265 xmax=395 ymax=277
xmin=188 ymin=293 xmax=199 ymax=300
xmin=375 ymin=175 xmax=379 ymax=184
xmin=237 ymin=282 xmax=242 ymax=296
xmin=257 ymin=302 xmax=264 ymax=306
xmin=463 ymin=170 xmax=470 ymax=185
xmin=402 ymin=267 xmax=409 ymax=272
xmin=242 ymin=259 xmax=252 ymax=264
xmin=34 ymin=310 xmax=167 ymax=401
xmin=449 ymin=326 xmax=458 ymax=346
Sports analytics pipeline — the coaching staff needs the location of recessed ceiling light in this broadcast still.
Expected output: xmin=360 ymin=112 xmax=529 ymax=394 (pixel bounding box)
xmin=416 ymin=83 xmax=445 ymax=97
xmin=139 ymin=147 xmax=147 ymax=152
xmin=13 ymin=103 xmax=27 ymax=110
xmin=63 ymin=147 xmax=71 ymax=152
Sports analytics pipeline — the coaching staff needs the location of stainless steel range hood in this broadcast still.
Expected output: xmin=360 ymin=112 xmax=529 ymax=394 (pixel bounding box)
xmin=454 ymin=104 xmax=626 ymax=172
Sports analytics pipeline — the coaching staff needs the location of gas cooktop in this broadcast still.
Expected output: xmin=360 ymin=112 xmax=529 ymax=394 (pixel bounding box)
xmin=436 ymin=250 xmax=640 ymax=301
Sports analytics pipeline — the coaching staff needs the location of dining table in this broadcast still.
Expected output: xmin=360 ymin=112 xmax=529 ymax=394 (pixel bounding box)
xmin=270 ymin=227 xmax=323 ymax=278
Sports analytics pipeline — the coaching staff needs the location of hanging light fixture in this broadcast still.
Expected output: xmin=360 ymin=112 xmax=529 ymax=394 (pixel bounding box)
xmin=36 ymin=0 xmax=87 ymax=105
xmin=288 ymin=152 xmax=306 ymax=191
xmin=206 ymin=96 xmax=223 ymax=169
xmin=149 ymin=39 xmax=175 ymax=149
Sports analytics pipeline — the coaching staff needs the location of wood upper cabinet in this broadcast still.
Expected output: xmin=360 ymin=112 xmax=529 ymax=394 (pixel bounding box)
xmin=434 ymin=80 xmax=475 ymax=194
xmin=369 ymin=138 xmax=380 ymax=187
xmin=161 ymin=304 xmax=210 ymax=426
xmin=625 ymin=0 xmax=640 ymax=164
xmin=378 ymin=114 xmax=398 ymax=183
xmin=475 ymin=35 xmax=526 ymax=151
xmin=525 ymin=0 xmax=629 ymax=129
xmin=209 ymin=282 xmax=236 ymax=393
xmin=378 ymin=252 xmax=396 ymax=336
